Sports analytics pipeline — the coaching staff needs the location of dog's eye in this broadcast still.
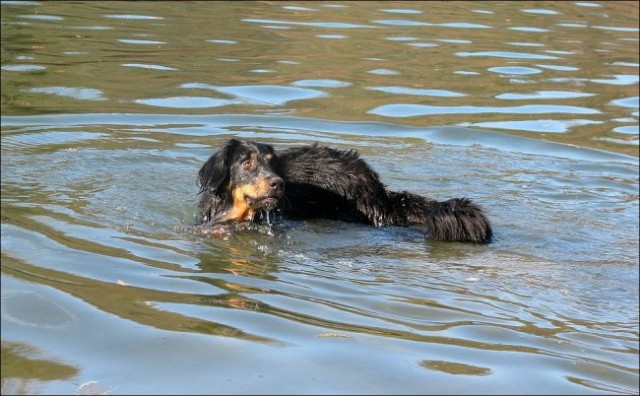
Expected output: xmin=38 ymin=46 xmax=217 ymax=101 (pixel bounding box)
xmin=242 ymin=160 xmax=254 ymax=170
xmin=264 ymin=154 xmax=273 ymax=161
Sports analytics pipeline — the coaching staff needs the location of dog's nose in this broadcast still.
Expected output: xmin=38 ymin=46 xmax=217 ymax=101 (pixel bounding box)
xmin=269 ymin=176 xmax=284 ymax=191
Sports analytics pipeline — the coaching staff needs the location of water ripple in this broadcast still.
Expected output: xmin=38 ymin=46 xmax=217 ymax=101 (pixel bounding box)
xmin=407 ymin=42 xmax=438 ymax=48
xmin=0 ymin=1 xmax=42 ymax=5
xmin=373 ymin=20 xmax=491 ymax=28
xmin=457 ymin=51 xmax=559 ymax=60
xmin=118 ymin=39 xmax=165 ymax=45
xmin=613 ymin=125 xmax=639 ymax=135
xmin=103 ymin=14 xmax=163 ymax=20
xmin=574 ymin=2 xmax=602 ymax=7
xmin=384 ymin=36 xmax=419 ymax=41
xmin=282 ymin=6 xmax=317 ymax=11
xmin=368 ymin=86 xmax=467 ymax=97
xmin=2 ymin=64 xmax=46 ymax=72
xmin=369 ymin=104 xmax=600 ymax=117
xmin=135 ymin=97 xmax=234 ymax=108
xmin=121 ymin=63 xmax=178 ymax=71
xmin=507 ymin=42 xmax=546 ymax=47
xmin=180 ymin=83 xmax=327 ymax=106
xmin=488 ymin=66 xmax=542 ymax=75
xmin=367 ymin=68 xmax=400 ymax=75
xmin=242 ymin=18 xmax=375 ymax=29
xmin=292 ymin=79 xmax=352 ymax=88
xmin=496 ymin=91 xmax=595 ymax=100
xmin=509 ymin=27 xmax=550 ymax=32
xmin=380 ymin=9 xmax=423 ymax=14
xmin=592 ymin=25 xmax=639 ymax=32
xmin=536 ymin=64 xmax=580 ymax=71
xmin=609 ymin=96 xmax=639 ymax=109
xmin=316 ymin=34 xmax=347 ymax=39
xmin=27 ymin=87 xmax=106 ymax=101
xmin=372 ymin=19 xmax=430 ymax=27
xmin=459 ymin=119 xmax=603 ymax=133
xmin=207 ymin=39 xmax=238 ymax=44
xmin=521 ymin=8 xmax=561 ymax=15
xmin=2 ymin=131 xmax=108 ymax=148
xmin=18 ymin=14 xmax=63 ymax=20
xmin=591 ymin=75 xmax=640 ymax=85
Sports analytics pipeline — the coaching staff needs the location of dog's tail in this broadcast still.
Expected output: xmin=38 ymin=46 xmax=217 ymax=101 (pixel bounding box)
xmin=387 ymin=192 xmax=493 ymax=243
xmin=426 ymin=198 xmax=493 ymax=243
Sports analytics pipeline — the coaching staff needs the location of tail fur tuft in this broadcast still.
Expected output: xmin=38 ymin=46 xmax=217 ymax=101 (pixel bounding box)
xmin=426 ymin=198 xmax=493 ymax=243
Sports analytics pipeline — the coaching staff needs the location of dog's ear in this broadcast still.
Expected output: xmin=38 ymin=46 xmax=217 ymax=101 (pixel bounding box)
xmin=197 ymin=139 xmax=240 ymax=194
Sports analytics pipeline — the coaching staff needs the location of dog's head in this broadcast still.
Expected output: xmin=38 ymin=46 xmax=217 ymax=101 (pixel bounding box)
xmin=198 ymin=139 xmax=284 ymax=222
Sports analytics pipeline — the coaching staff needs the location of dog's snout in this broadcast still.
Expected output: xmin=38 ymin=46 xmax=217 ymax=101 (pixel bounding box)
xmin=269 ymin=176 xmax=284 ymax=191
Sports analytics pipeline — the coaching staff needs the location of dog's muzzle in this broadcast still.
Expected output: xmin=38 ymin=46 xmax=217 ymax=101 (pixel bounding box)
xmin=246 ymin=175 xmax=284 ymax=210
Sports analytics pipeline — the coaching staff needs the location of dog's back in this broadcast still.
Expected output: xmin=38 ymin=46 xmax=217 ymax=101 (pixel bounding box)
xmin=274 ymin=144 xmax=389 ymax=224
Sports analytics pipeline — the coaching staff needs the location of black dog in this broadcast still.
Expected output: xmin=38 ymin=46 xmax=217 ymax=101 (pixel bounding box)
xmin=197 ymin=139 xmax=493 ymax=243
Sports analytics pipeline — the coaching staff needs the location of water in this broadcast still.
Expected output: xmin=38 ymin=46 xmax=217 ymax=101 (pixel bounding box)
xmin=1 ymin=1 xmax=638 ymax=395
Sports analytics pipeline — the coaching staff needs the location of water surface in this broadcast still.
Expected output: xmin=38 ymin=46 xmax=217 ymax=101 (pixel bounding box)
xmin=1 ymin=1 xmax=638 ymax=395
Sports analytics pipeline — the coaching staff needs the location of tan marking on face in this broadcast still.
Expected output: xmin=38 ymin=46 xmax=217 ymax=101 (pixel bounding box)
xmin=220 ymin=181 xmax=273 ymax=222
xmin=255 ymin=179 xmax=272 ymax=196
xmin=220 ymin=185 xmax=255 ymax=222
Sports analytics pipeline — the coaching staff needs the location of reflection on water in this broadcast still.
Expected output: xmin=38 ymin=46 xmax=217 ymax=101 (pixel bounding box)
xmin=1 ymin=1 xmax=639 ymax=395
xmin=1 ymin=342 xmax=78 ymax=395
xmin=2 ymin=0 xmax=638 ymax=153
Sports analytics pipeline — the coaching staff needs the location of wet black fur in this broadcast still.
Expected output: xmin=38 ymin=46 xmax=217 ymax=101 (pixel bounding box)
xmin=197 ymin=139 xmax=493 ymax=243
